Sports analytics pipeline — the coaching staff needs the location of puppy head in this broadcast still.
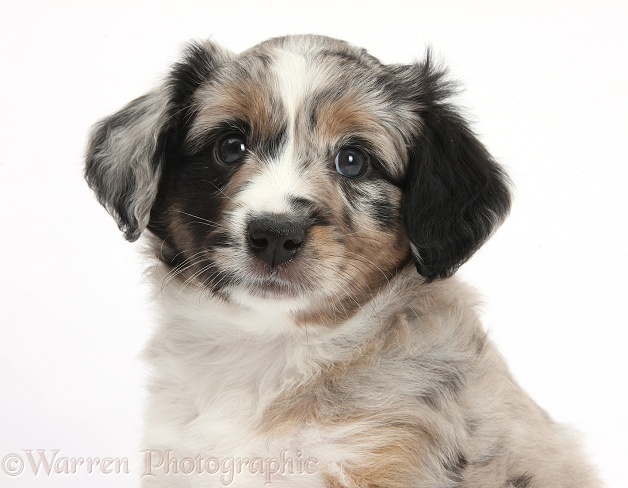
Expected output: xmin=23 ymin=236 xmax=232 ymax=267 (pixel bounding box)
xmin=85 ymin=35 xmax=510 ymax=321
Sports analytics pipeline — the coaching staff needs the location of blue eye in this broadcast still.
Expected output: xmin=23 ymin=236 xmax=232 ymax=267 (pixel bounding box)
xmin=215 ymin=133 xmax=247 ymax=165
xmin=335 ymin=147 xmax=369 ymax=178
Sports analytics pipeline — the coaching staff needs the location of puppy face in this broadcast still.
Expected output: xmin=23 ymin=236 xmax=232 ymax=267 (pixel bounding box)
xmin=152 ymin=37 xmax=416 ymax=319
xmin=85 ymin=35 xmax=511 ymax=324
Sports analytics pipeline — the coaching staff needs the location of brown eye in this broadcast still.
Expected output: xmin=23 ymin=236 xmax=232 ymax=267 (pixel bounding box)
xmin=215 ymin=133 xmax=247 ymax=165
xmin=335 ymin=147 xmax=368 ymax=178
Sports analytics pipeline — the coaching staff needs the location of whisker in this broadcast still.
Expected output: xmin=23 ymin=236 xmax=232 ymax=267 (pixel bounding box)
xmin=178 ymin=262 xmax=217 ymax=297
xmin=176 ymin=211 xmax=221 ymax=228
xmin=161 ymin=250 xmax=208 ymax=281
xmin=201 ymin=179 xmax=245 ymax=209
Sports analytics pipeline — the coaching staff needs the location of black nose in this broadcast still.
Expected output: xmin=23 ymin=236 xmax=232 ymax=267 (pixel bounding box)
xmin=248 ymin=216 xmax=305 ymax=267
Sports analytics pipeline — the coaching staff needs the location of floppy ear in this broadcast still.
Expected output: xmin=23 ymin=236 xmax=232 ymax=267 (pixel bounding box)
xmin=394 ymin=56 xmax=512 ymax=281
xmin=85 ymin=91 xmax=171 ymax=241
xmin=84 ymin=40 xmax=230 ymax=241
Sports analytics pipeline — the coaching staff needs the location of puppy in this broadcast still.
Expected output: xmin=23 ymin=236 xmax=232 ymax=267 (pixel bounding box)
xmin=85 ymin=35 xmax=600 ymax=487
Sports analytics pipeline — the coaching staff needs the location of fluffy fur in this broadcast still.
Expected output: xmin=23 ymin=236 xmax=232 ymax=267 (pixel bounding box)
xmin=85 ymin=35 xmax=600 ymax=487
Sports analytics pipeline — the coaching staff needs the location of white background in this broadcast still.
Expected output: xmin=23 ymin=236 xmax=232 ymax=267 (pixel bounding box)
xmin=1 ymin=1 xmax=626 ymax=487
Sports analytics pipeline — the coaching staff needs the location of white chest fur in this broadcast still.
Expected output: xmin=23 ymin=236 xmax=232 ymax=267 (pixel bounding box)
xmin=141 ymin=266 xmax=385 ymax=487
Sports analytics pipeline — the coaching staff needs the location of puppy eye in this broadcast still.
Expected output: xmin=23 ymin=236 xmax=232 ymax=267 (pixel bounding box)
xmin=215 ymin=133 xmax=247 ymax=165
xmin=335 ymin=147 xmax=369 ymax=178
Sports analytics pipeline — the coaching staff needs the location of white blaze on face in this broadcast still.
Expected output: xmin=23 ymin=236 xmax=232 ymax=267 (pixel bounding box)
xmin=232 ymin=49 xmax=319 ymax=221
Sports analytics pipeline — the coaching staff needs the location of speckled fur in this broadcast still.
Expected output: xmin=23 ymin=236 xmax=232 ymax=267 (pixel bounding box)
xmin=85 ymin=35 xmax=600 ymax=487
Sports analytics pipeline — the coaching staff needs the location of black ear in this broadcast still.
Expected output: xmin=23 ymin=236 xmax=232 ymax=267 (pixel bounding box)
xmin=395 ymin=56 xmax=511 ymax=281
xmin=84 ymin=40 xmax=230 ymax=241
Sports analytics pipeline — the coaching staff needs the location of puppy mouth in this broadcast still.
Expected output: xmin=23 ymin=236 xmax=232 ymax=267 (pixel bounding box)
xmin=245 ymin=257 xmax=310 ymax=296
